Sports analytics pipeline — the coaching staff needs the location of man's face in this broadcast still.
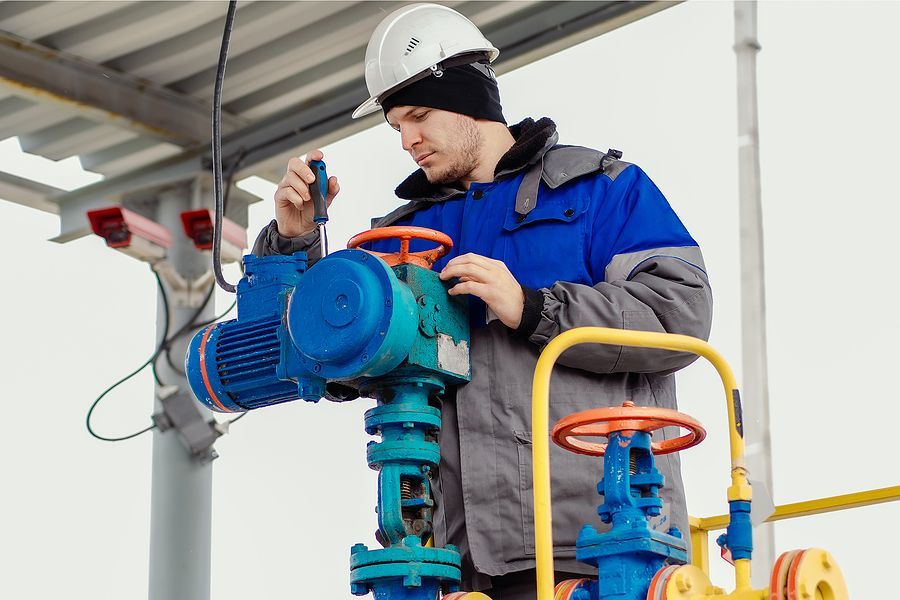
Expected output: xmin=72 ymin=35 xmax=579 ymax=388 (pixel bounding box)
xmin=385 ymin=106 xmax=483 ymax=185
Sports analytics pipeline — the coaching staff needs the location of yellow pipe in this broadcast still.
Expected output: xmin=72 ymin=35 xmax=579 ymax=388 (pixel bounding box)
xmin=532 ymin=327 xmax=752 ymax=600
xmin=734 ymin=559 xmax=752 ymax=592
xmin=694 ymin=485 xmax=900 ymax=532
xmin=688 ymin=516 xmax=710 ymax=575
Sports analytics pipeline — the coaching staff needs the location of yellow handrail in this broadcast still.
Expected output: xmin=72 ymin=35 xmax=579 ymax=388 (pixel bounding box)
xmin=696 ymin=484 xmax=900 ymax=532
xmin=531 ymin=327 xmax=751 ymax=600
xmin=689 ymin=485 xmax=900 ymax=575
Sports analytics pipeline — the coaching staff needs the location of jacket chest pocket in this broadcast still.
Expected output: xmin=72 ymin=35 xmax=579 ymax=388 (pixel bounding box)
xmin=501 ymin=193 xmax=592 ymax=289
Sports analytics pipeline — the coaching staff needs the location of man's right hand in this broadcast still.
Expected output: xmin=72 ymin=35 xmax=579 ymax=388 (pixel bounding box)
xmin=274 ymin=149 xmax=340 ymax=237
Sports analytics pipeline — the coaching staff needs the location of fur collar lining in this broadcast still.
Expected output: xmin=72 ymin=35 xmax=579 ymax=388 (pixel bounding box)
xmin=394 ymin=117 xmax=558 ymax=202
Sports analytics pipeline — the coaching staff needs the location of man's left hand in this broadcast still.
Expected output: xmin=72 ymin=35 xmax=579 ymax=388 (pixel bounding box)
xmin=439 ymin=253 xmax=524 ymax=329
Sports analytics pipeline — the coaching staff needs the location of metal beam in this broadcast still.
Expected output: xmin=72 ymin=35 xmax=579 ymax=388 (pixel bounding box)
xmin=0 ymin=31 xmax=249 ymax=147
xmin=49 ymin=1 xmax=676 ymax=242
xmin=733 ymin=0 xmax=774 ymax=586
xmin=80 ymin=137 xmax=182 ymax=177
xmin=18 ymin=117 xmax=137 ymax=161
xmin=0 ymin=171 xmax=62 ymax=214
xmin=108 ymin=1 xmax=315 ymax=85
xmin=148 ymin=187 xmax=217 ymax=600
xmin=0 ymin=96 xmax=75 ymax=140
xmin=489 ymin=1 xmax=678 ymax=74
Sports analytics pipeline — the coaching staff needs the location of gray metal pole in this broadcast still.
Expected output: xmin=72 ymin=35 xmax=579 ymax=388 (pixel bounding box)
xmin=734 ymin=0 xmax=775 ymax=584
xmin=148 ymin=185 xmax=216 ymax=600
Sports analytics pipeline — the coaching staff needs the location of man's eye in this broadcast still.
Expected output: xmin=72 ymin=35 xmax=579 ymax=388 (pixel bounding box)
xmin=414 ymin=111 xmax=429 ymax=121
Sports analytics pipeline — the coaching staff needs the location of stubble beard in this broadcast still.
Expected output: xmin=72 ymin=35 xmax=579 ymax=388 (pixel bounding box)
xmin=424 ymin=116 xmax=483 ymax=185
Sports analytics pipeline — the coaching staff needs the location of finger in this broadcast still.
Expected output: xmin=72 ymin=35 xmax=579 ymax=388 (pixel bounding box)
xmin=447 ymin=280 xmax=490 ymax=299
xmin=444 ymin=252 xmax=499 ymax=271
xmin=439 ymin=262 xmax=493 ymax=281
xmin=326 ymin=176 xmax=340 ymax=205
xmin=282 ymin=171 xmax=312 ymax=202
xmin=287 ymin=156 xmax=316 ymax=184
xmin=305 ymin=148 xmax=324 ymax=162
xmin=275 ymin=186 xmax=306 ymax=210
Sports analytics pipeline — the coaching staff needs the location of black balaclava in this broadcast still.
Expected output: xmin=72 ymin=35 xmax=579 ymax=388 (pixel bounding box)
xmin=380 ymin=59 xmax=506 ymax=124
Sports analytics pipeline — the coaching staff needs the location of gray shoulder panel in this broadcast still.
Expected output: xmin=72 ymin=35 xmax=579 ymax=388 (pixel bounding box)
xmin=601 ymin=159 xmax=631 ymax=181
xmin=541 ymin=146 xmax=604 ymax=188
xmin=541 ymin=145 xmax=630 ymax=188
xmin=604 ymin=246 xmax=707 ymax=283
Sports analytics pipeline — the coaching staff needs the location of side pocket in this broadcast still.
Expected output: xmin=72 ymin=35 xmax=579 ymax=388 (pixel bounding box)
xmin=514 ymin=429 xmax=588 ymax=558
xmin=514 ymin=429 xmax=537 ymax=556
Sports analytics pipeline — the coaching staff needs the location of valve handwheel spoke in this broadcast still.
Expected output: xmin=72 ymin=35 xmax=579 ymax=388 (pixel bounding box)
xmin=348 ymin=226 xmax=453 ymax=269
xmin=552 ymin=401 xmax=707 ymax=457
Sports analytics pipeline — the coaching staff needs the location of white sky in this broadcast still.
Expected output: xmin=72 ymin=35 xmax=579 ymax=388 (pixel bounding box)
xmin=1 ymin=2 xmax=898 ymax=598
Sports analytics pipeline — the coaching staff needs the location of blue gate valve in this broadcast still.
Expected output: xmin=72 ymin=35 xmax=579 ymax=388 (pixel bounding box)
xmin=551 ymin=401 xmax=707 ymax=600
xmin=185 ymin=227 xmax=470 ymax=599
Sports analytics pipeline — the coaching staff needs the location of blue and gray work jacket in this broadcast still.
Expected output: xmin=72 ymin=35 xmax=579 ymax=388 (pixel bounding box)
xmin=253 ymin=117 xmax=713 ymax=588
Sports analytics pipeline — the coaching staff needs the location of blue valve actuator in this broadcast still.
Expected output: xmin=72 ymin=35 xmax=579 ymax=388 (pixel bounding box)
xmin=184 ymin=247 xmax=466 ymax=413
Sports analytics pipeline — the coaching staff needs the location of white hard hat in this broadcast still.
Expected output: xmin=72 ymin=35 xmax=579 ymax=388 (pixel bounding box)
xmin=352 ymin=3 xmax=500 ymax=119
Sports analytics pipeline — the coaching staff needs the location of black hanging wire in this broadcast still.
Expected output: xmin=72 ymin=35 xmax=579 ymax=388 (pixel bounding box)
xmin=87 ymin=2 xmax=248 ymax=441
xmin=158 ymin=150 xmax=245 ymax=376
xmin=211 ymin=0 xmax=239 ymax=293
xmin=86 ymin=268 xmax=171 ymax=442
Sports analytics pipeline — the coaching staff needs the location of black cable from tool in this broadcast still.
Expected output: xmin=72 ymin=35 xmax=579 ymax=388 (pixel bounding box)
xmin=211 ymin=0 xmax=239 ymax=293
xmin=86 ymin=268 xmax=171 ymax=442
xmin=157 ymin=150 xmax=245 ymax=376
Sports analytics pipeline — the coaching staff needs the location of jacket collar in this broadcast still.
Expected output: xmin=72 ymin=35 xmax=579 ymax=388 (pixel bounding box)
xmin=394 ymin=117 xmax=558 ymax=202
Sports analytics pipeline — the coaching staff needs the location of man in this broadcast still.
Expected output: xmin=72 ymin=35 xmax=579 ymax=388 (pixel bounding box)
xmin=253 ymin=4 xmax=712 ymax=598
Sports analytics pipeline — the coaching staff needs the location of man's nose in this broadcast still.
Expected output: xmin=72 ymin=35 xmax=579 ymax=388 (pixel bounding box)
xmin=400 ymin=125 xmax=421 ymax=152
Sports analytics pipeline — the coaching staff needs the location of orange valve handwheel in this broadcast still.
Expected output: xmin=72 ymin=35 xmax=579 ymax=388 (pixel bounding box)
xmin=552 ymin=401 xmax=706 ymax=457
xmin=347 ymin=226 xmax=453 ymax=269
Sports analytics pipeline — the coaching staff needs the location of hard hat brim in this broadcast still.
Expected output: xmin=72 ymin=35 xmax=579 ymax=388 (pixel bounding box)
xmin=352 ymin=95 xmax=382 ymax=119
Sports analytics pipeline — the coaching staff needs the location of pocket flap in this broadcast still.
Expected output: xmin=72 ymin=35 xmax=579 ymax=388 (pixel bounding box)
xmin=503 ymin=194 xmax=589 ymax=232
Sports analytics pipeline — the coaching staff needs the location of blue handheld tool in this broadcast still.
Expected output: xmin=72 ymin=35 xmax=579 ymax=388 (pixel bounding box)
xmin=308 ymin=159 xmax=329 ymax=255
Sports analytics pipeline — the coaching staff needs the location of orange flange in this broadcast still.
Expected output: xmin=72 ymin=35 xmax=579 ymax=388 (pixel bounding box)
xmin=770 ymin=550 xmax=802 ymax=600
xmin=552 ymin=401 xmax=706 ymax=457
xmin=646 ymin=565 xmax=679 ymax=600
xmin=555 ymin=578 xmax=591 ymax=599
xmin=785 ymin=548 xmax=847 ymax=600
xmin=347 ymin=226 xmax=453 ymax=269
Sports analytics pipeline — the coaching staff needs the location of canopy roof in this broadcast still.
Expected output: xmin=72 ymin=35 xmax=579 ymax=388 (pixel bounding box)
xmin=0 ymin=1 xmax=673 ymax=239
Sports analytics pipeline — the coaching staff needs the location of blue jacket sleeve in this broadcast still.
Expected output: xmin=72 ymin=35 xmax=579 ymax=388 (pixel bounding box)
xmin=518 ymin=164 xmax=713 ymax=375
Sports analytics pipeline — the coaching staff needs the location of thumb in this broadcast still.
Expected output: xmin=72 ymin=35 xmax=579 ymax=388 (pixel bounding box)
xmin=326 ymin=176 xmax=340 ymax=204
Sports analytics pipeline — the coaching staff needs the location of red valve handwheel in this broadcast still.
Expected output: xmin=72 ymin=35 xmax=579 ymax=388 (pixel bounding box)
xmin=347 ymin=226 xmax=453 ymax=269
xmin=552 ymin=401 xmax=706 ymax=457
